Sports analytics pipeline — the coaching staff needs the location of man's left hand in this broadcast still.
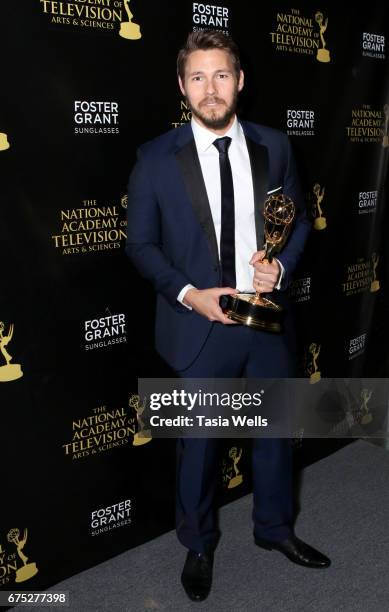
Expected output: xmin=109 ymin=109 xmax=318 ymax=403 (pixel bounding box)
xmin=250 ymin=250 xmax=280 ymax=293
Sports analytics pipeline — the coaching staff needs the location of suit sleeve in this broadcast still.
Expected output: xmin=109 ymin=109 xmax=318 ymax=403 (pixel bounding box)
xmin=275 ymin=137 xmax=311 ymax=290
xmin=125 ymin=148 xmax=191 ymax=308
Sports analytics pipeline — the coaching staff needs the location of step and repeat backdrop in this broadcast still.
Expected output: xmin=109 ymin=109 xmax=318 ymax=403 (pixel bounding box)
xmin=1 ymin=0 xmax=388 ymax=593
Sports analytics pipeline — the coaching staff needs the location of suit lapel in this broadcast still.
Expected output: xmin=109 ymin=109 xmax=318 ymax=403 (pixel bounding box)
xmin=244 ymin=133 xmax=269 ymax=251
xmin=175 ymin=138 xmax=219 ymax=267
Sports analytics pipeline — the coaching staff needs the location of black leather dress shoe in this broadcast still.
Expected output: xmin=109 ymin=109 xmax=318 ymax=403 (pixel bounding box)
xmin=181 ymin=550 xmax=214 ymax=601
xmin=255 ymin=535 xmax=331 ymax=568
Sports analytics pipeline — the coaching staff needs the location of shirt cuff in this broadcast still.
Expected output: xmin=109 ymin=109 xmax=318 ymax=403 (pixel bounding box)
xmin=274 ymin=258 xmax=284 ymax=290
xmin=177 ymin=284 xmax=195 ymax=310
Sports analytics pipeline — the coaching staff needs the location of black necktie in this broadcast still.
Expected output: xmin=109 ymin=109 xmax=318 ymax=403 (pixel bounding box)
xmin=213 ymin=136 xmax=236 ymax=288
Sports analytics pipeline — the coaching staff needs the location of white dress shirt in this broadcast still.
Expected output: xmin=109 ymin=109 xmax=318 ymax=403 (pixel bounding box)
xmin=177 ymin=116 xmax=282 ymax=306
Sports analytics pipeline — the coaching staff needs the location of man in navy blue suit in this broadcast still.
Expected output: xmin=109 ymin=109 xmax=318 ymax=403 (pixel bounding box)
xmin=126 ymin=30 xmax=331 ymax=602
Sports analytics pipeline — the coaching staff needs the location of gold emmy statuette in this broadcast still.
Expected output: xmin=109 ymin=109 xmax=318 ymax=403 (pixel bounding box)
xmin=0 ymin=322 xmax=23 ymax=382
xmin=0 ymin=132 xmax=10 ymax=151
xmin=315 ymin=12 xmax=330 ymax=63
xmin=370 ymin=253 xmax=380 ymax=292
xmin=119 ymin=0 xmax=142 ymax=40
xmin=360 ymin=389 xmax=372 ymax=425
xmin=222 ymin=194 xmax=295 ymax=333
xmin=227 ymin=447 xmax=243 ymax=489
xmin=383 ymin=104 xmax=389 ymax=148
xmin=308 ymin=343 xmax=321 ymax=384
xmin=129 ymin=395 xmax=152 ymax=446
xmin=313 ymin=183 xmax=327 ymax=230
xmin=7 ymin=528 xmax=38 ymax=583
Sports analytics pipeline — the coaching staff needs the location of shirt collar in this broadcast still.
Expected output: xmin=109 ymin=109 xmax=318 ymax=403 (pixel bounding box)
xmin=191 ymin=115 xmax=242 ymax=153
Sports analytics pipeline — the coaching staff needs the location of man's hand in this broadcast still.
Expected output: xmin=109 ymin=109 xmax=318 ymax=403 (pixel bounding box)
xmin=250 ymin=250 xmax=280 ymax=293
xmin=183 ymin=287 xmax=238 ymax=324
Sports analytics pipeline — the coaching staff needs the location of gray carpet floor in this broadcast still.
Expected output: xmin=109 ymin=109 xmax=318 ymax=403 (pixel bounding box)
xmin=21 ymin=440 xmax=389 ymax=611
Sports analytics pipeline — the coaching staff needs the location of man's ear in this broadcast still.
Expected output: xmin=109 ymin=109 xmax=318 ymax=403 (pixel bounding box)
xmin=178 ymin=75 xmax=186 ymax=97
xmin=238 ymin=70 xmax=244 ymax=92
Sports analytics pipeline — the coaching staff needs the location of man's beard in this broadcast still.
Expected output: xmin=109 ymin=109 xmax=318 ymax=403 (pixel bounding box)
xmin=188 ymin=91 xmax=238 ymax=130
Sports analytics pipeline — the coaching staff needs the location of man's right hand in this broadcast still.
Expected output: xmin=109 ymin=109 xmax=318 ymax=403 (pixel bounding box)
xmin=183 ymin=287 xmax=238 ymax=324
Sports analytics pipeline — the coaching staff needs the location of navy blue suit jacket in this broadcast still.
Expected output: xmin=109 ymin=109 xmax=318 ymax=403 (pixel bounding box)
xmin=126 ymin=120 xmax=311 ymax=371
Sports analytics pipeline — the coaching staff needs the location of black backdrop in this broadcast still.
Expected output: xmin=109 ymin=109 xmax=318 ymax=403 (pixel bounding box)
xmin=1 ymin=0 xmax=388 ymax=592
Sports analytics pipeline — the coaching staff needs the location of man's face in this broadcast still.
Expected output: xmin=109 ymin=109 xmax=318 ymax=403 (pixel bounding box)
xmin=178 ymin=49 xmax=244 ymax=133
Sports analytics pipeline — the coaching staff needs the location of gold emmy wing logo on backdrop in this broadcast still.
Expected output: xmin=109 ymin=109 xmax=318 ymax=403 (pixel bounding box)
xmin=119 ymin=0 xmax=141 ymax=40
xmin=0 ymin=133 xmax=10 ymax=151
xmin=7 ymin=529 xmax=38 ymax=583
xmin=382 ymin=104 xmax=389 ymax=147
xmin=360 ymin=389 xmax=373 ymax=425
xmin=313 ymin=183 xmax=327 ymax=230
xmin=315 ymin=11 xmax=331 ymax=62
xmin=0 ymin=322 xmax=23 ymax=382
xmin=129 ymin=394 xmax=152 ymax=446
xmin=120 ymin=194 xmax=128 ymax=209
xmin=307 ymin=343 xmax=321 ymax=384
xmin=222 ymin=447 xmax=243 ymax=489
xmin=227 ymin=447 xmax=243 ymax=488
xmin=370 ymin=253 xmax=380 ymax=292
